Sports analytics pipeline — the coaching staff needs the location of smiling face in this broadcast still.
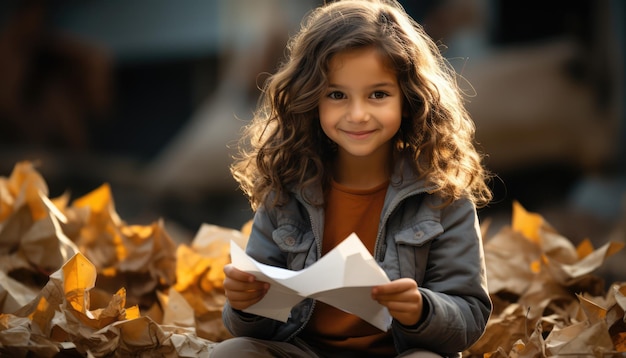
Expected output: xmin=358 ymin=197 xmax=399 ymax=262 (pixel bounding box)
xmin=319 ymin=46 xmax=402 ymax=167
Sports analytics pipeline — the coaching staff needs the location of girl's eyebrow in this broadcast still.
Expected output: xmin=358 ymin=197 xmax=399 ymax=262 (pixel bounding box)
xmin=327 ymin=82 xmax=397 ymax=89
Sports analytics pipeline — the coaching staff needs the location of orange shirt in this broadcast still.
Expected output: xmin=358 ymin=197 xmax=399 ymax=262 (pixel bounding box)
xmin=302 ymin=179 xmax=395 ymax=357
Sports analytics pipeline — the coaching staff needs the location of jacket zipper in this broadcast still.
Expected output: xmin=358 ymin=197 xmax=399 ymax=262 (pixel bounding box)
xmin=374 ymin=186 xmax=427 ymax=261
xmin=286 ymin=201 xmax=321 ymax=341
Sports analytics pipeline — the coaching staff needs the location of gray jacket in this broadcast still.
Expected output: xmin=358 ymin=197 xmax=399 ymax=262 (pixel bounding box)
xmin=222 ymin=161 xmax=491 ymax=357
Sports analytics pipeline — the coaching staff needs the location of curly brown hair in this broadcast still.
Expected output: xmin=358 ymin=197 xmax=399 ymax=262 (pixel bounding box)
xmin=230 ymin=0 xmax=492 ymax=210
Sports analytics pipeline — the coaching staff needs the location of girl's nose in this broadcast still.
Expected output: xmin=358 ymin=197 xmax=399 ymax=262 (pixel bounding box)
xmin=347 ymin=100 xmax=369 ymax=123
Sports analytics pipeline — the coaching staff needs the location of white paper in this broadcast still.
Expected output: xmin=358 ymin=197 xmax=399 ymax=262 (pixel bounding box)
xmin=229 ymin=233 xmax=392 ymax=331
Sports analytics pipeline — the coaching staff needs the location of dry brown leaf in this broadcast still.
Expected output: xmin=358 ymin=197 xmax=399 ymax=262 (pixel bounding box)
xmin=577 ymin=293 xmax=608 ymax=324
xmin=555 ymin=320 xmax=614 ymax=356
xmin=544 ymin=241 xmax=625 ymax=284
xmin=516 ymin=270 xmax=572 ymax=322
xmin=484 ymin=227 xmax=541 ymax=296
xmin=0 ymin=174 xmax=78 ymax=276
xmin=0 ymin=271 xmax=39 ymax=313
xmin=0 ymin=161 xmax=49 ymax=223
xmin=158 ymin=289 xmax=196 ymax=329
xmin=0 ymin=314 xmax=60 ymax=357
xmin=465 ymin=304 xmax=530 ymax=355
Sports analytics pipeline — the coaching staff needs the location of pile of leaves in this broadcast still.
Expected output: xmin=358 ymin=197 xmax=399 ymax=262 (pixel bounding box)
xmin=0 ymin=161 xmax=624 ymax=357
xmin=465 ymin=202 xmax=625 ymax=356
xmin=0 ymin=162 xmax=245 ymax=356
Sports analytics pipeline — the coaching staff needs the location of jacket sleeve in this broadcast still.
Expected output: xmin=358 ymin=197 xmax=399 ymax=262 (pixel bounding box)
xmin=221 ymin=204 xmax=287 ymax=339
xmin=392 ymin=197 xmax=492 ymax=355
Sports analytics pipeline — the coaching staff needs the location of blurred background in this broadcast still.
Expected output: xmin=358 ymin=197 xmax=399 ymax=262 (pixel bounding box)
xmin=0 ymin=0 xmax=624 ymax=280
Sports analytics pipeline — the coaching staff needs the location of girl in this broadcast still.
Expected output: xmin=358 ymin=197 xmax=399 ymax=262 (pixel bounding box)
xmin=213 ymin=0 xmax=493 ymax=357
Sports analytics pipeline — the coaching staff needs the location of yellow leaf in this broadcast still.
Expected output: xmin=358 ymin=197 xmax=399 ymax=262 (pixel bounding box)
xmin=62 ymin=253 xmax=96 ymax=313
xmin=576 ymin=239 xmax=594 ymax=259
xmin=125 ymin=305 xmax=141 ymax=320
xmin=27 ymin=296 xmax=50 ymax=332
xmin=512 ymin=201 xmax=543 ymax=244
xmin=72 ymin=183 xmax=112 ymax=213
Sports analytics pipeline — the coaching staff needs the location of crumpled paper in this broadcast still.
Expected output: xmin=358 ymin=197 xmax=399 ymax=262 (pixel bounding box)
xmin=171 ymin=223 xmax=248 ymax=341
xmin=0 ymin=161 xmax=79 ymax=279
xmin=0 ymin=162 xmax=178 ymax=313
xmin=60 ymin=182 xmax=178 ymax=309
xmin=0 ymin=161 xmax=226 ymax=356
xmin=1 ymin=252 xmax=213 ymax=357
xmin=465 ymin=201 xmax=625 ymax=357
xmin=2 ymin=161 xmax=624 ymax=356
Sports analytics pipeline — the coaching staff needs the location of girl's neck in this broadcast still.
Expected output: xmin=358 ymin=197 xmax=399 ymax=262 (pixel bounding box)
xmin=332 ymin=148 xmax=393 ymax=190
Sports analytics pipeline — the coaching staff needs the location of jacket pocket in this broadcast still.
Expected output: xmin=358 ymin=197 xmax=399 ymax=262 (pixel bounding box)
xmin=394 ymin=220 xmax=443 ymax=246
xmin=393 ymin=220 xmax=443 ymax=283
xmin=272 ymin=225 xmax=315 ymax=270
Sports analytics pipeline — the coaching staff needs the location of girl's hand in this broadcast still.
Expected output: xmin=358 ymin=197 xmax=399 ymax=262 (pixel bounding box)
xmin=223 ymin=264 xmax=270 ymax=311
xmin=372 ymin=278 xmax=423 ymax=327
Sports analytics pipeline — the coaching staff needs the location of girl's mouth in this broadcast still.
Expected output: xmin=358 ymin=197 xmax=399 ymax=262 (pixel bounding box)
xmin=343 ymin=130 xmax=375 ymax=140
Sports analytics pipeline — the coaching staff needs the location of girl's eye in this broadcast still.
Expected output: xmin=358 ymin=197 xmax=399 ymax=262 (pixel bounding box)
xmin=327 ymin=91 xmax=346 ymax=100
xmin=370 ymin=91 xmax=388 ymax=99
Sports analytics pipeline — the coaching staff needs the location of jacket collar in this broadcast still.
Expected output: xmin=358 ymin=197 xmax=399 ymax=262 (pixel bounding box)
xmin=293 ymin=152 xmax=434 ymax=207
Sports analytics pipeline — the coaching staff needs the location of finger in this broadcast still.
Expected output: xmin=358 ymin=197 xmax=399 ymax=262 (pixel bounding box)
xmin=225 ymin=281 xmax=269 ymax=310
xmin=226 ymin=287 xmax=268 ymax=310
xmin=228 ymin=296 xmax=264 ymax=311
xmin=381 ymin=299 xmax=421 ymax=314
xmin=374 ymin=285 xmax=421 ymax=305
xmin=379 ymin=298 xmax=424 ymax=326
xmin=224 ymin=276 xmax=268 ymax=293
xmin=372 ymin=278 xmax=417 ymax=296
xmin=224 ymin=264 xmax=257 ymax=283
